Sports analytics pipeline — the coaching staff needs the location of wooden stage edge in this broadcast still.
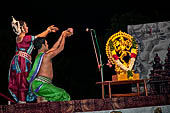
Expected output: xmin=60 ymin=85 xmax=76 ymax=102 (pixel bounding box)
xmin=0 ymin=94 xmax=170 ymax=113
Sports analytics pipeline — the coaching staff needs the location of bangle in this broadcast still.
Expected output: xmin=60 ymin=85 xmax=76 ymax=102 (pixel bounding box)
xmin=47 ymin=28 xmax=51 ymax=33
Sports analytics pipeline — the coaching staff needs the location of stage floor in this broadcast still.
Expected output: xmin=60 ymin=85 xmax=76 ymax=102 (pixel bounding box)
xmin=0 ymin=94 xmax=170 ymax=113
xmin=76 ymin=105 xmax=170 ymax=113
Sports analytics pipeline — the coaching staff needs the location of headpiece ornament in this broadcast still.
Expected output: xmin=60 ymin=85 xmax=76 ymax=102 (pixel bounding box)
xmin=11 ymin=16 xmax=25 ymax=35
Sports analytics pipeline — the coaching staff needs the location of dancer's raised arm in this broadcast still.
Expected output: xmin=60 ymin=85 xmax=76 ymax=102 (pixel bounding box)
xmin=46 ymin=28 xmax=73 ymax=59
xmin=36 ymin=25 xmax=59 ymax=38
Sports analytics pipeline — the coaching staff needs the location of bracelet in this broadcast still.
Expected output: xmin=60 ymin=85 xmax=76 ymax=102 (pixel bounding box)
xmin=47 ymin=28 xmax=51 ymax=33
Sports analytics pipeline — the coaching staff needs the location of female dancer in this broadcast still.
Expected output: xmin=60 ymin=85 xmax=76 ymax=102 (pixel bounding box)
xmin=8 ymin=16 xmax=58 ymax=103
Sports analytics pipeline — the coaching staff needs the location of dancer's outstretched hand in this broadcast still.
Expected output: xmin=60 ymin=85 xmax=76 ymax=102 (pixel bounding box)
xmin=62 ymin=28 xmax=74 ymax=38
xmin=47 ymin=25 xmax=59 ymax=32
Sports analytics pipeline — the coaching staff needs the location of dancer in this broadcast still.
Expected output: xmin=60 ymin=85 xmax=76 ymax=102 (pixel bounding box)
xmin=8 ymin=16 xmax=58 ymax=103
xmin=27 ymin=28 xmax=73 ymax=102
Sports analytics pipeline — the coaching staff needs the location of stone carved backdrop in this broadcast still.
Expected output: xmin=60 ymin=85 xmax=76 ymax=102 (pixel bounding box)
xmin=127 ymin=21 xmax=170 ymax=79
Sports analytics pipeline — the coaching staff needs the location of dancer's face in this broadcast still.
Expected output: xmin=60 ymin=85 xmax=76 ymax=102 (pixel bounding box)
xmin=41 ymin=40 xmax=49 ymax=52
xmin=23 ymin=22 xmax=28 ymax=33
xmin=44 ymin=40 xmax=49 ymax=50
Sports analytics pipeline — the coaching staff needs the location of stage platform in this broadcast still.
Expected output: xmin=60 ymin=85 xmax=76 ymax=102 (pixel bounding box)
xmin=0 ymin=94 xmax=170 ymax=113
xmin=76 ymin=105 xmax=170 ymax=113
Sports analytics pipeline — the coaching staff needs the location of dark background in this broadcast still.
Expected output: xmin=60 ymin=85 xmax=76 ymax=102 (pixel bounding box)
xmin=0 ymin=1 xmax=170 ymax=104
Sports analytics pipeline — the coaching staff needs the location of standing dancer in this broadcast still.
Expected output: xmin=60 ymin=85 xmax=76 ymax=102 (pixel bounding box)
xmin=8 ymin=16 xmax=58 ymax=103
